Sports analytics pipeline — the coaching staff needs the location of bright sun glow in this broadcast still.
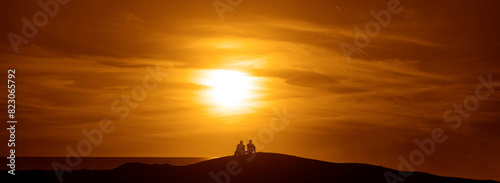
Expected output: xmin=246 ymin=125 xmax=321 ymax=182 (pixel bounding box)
xmin=199 ymin=70 xmax=257 ymax=110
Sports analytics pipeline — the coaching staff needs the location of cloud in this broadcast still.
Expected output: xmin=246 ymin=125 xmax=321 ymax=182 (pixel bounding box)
xmin=1 ymin=0 xmax=499 ymax=180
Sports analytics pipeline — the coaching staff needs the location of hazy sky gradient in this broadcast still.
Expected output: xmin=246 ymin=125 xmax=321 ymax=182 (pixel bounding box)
xmin=1 ymin=0 xmax=499 ymax=181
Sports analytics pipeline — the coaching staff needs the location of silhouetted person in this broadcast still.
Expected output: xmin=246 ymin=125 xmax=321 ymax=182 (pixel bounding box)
xmin=247 ymin=140 xmax=256 ymax=154
xmin=234 ymin=140 xmax=246 ymax=155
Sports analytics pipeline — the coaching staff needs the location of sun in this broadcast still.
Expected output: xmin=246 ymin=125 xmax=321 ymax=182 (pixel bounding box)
xmin=198 ymin=69 xmax=257 ymax=110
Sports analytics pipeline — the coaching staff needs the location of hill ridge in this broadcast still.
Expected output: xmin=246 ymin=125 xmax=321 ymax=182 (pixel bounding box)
xmin=2 ymin=152 xmax=498 ymax=183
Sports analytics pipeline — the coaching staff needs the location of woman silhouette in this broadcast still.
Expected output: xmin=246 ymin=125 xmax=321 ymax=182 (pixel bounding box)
xmin=234 ymin=140 xmax=246 ymax=155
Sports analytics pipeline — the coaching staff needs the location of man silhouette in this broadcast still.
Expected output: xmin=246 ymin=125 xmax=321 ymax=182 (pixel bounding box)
xmin=234 ymin=140 xmax=245 ymax=155
xmin=246 ymin=140 xmax=256 ymax=154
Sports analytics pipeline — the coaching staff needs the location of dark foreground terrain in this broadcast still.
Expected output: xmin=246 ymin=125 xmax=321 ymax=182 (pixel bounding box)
xmin=2 ymin=153 xmax=498 ymax=183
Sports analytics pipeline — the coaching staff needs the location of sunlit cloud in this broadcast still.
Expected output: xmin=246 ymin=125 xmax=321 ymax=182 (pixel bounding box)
xmin=0 ymin=0 xmax=499 ymax=181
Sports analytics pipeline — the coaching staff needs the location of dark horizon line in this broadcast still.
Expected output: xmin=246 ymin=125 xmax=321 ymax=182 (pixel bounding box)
xmin=9 ymin=156 xmax=211 ymax=158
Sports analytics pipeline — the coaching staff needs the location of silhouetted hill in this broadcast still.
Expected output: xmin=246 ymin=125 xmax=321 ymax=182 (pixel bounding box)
xmin=2 ymin=153 xmax=498 ymax=183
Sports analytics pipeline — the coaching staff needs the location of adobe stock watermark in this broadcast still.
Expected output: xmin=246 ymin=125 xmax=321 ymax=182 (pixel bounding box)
xmin=384 ymin=73 xmax=500 ymax=183
xmin=212 ymin=0 xmax=244 ymax=22
xmin=208 ymin=106 xmax=296 ymax=183
xmin=51 ymin=65 xmax=167 ymax=182
xmin=339 ymin=0 xmax=408 ymax=63
xmin=7 ymin=0 xmax=70 ymax=54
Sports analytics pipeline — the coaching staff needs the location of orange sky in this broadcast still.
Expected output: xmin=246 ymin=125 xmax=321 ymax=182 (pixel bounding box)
xmin=1 ymin=0 xmax=499 ymax=181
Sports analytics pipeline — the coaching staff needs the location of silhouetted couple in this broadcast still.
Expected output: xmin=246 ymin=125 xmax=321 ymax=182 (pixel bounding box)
xmin=234 ymin=140 xmax=256 ymax=156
